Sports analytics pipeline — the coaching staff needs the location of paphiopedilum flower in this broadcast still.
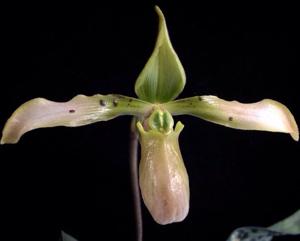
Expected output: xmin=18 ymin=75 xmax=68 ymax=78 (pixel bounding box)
xmin=1 ymin=6 xmax=298 ymax=226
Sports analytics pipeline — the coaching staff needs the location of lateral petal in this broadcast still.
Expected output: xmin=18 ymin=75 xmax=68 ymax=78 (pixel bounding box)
xmin=1 ymin=94 xmax=150 ymax=144
xmin=163 ymin=96 xmax=299 ymax=141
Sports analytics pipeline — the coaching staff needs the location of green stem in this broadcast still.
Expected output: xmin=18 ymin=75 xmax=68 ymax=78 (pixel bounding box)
xmin=130 ymin=118 xmax=143 ymax=241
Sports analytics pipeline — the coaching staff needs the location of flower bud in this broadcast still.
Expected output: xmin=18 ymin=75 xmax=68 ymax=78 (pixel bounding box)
xmin=137 ymin=110 xmax=189 ymax=225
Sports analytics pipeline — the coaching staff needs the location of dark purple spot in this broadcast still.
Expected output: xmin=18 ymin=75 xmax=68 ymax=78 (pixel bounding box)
xmin=228 ymin=116 xmax=233 ymax=121
xmin=100 ymin=99 xmax=106 ymax=107
xmin=198 ymin=96 xmax=203 ymax=101
xmin=69 ymin=109 xmax=75 ymax=113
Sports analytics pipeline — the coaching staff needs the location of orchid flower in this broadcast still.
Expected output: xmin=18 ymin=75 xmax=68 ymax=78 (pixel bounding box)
xmin=1 ymin=6 xmax=298 ymax=226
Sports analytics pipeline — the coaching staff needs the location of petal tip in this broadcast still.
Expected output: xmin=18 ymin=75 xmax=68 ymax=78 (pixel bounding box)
xmin=0 ymin=137 xmax=17 ymax=145
xmin=281 ymin=102 xmax=299 ymax=142
xmin=290 ymin=118 xmax=299 ymax=141
xmin=291 ymin=129 xmax=299 ymax=141
xmin=1 ymin=126 xmax=21 ymax=144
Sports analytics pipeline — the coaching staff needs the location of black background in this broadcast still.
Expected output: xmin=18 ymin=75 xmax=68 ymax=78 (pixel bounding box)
xmin=0 ymin=2 xmax=299 ymax=241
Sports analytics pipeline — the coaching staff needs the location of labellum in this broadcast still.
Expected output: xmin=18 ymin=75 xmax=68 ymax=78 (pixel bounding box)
xmin=137 ymin=110 xmax=189 ymax=225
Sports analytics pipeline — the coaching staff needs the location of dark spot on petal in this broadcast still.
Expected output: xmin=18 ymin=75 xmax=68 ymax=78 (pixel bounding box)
xmin=127 ymin=98 xmax=133 ymax=106
xmin=100 ymin=99 xmax=106 ymax=107
xmin=113 ymin=99 xmax=118 ymax=107
xmin=198 ymin=96 xmax=203 ymax=101
xmin=228 ymin=116 xmax=233 ymax=121
xmin=69 ymin=109 xmax=75 ymax=113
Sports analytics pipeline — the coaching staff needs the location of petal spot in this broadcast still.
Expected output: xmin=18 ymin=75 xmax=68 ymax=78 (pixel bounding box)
xmin=99 ymin=99 xmax=106 ymax=107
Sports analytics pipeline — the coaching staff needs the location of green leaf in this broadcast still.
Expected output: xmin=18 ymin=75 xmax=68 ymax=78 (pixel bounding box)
xmin=269 ymin=209 xmax=300 ymax=234
xmin=163 ymin=96 xmax=299 ymax=141
xmin=227 ymin=227 xmax=297 ymax=241
xmin=227 ymin=210 xmax=300 ymax=241
xmin=61 ymin=231 xmax=78 ymax=241
xmin=1 ymin=94 xmax=151 ymax=144
xmin=134 ymin=6 xmax=186 ymax=103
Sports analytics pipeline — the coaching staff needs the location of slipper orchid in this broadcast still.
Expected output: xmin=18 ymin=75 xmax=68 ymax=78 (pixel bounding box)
xmin=1 ymin=6 xmax=298 ymax=225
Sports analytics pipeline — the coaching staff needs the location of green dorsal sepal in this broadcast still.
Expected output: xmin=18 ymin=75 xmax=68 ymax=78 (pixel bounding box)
xmin=134 ymin=6 xmax=186 ymax=103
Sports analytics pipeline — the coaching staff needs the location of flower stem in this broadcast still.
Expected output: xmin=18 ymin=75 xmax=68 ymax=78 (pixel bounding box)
xmin=130 ymin=117 xmax=143 ymax=241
